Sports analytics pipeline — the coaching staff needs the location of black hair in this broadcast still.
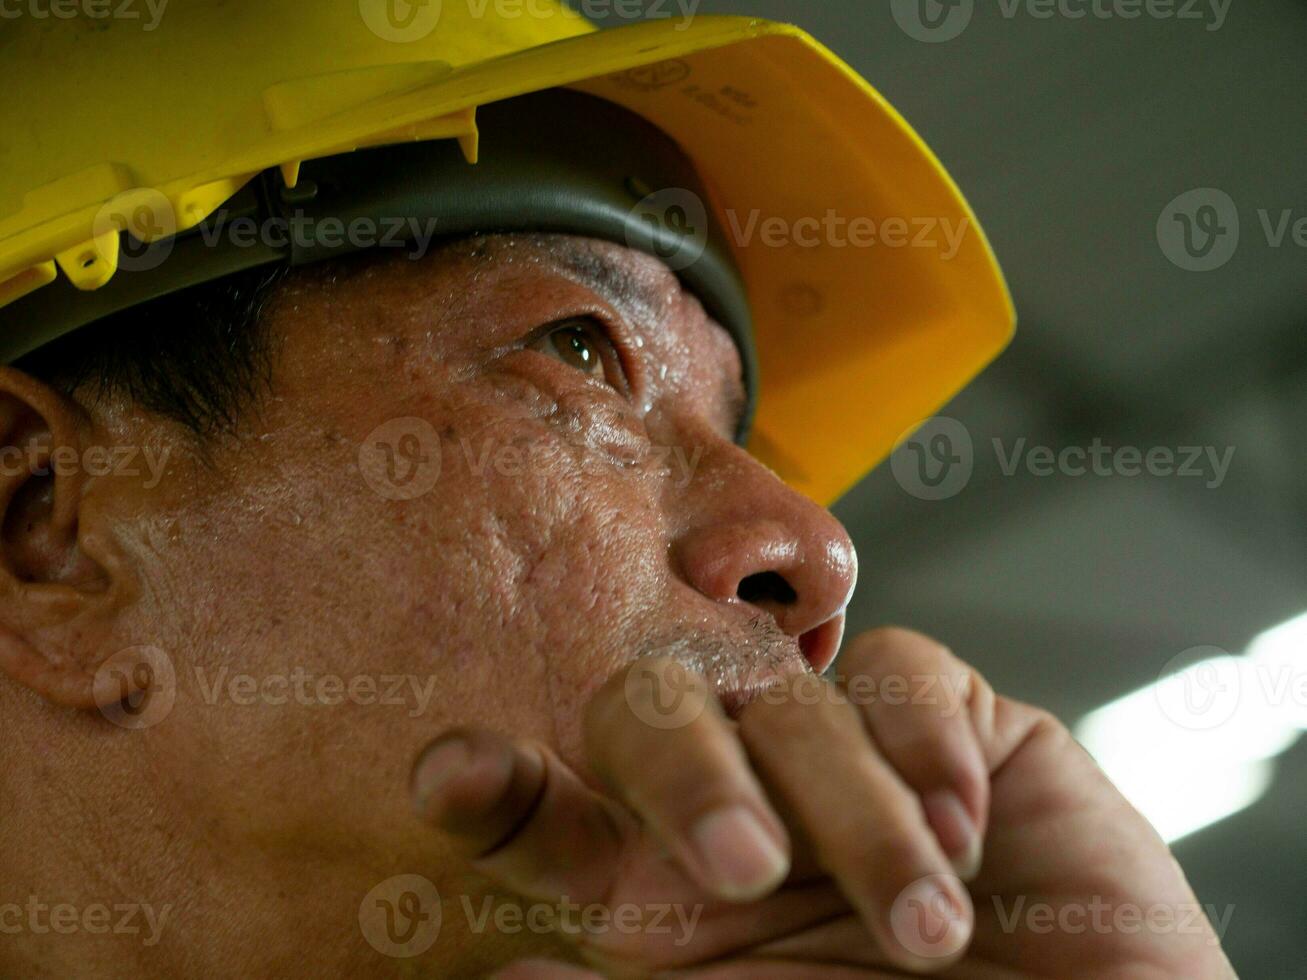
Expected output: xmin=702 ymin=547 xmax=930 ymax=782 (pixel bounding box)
xmin=14 ymin=264 xmax=289 ymax=437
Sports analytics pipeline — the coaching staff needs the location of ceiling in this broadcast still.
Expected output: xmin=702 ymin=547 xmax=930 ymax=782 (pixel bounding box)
xmin=586 ymin=1 xmax=1307 ymax=973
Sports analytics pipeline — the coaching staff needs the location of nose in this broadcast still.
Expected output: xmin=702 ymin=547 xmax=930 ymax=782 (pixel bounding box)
xmin=672 ymin=442 xmax=858 ymax=673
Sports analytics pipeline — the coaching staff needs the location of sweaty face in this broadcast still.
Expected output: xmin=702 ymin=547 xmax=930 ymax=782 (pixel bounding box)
xmin=97 ymin=233 xmax=856 ymax=969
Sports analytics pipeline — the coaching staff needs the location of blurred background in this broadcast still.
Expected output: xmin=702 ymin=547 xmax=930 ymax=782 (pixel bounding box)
xmin=591 ymin=1 xmax=1307 ymax=974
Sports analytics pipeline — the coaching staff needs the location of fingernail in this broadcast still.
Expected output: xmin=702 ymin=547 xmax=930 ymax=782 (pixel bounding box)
xmin=411 ymin=736 xmax=470 ymax=813
xmin=923 ymin=790 xmax=982 ymax=880
xmin=889 ymin=872 xmax=973 ymax=963
xmin=690 ymin=805 xmax=789 ymax=901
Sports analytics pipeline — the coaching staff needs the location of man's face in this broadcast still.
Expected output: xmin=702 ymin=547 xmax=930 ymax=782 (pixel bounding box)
xmin=28 ymin=233 xmax=856 ymax=969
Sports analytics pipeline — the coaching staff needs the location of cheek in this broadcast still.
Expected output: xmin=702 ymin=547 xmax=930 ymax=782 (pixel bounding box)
xmin=401 ymin=388 xmax=674 ymax=750
xmin=428 ymin=388 xmax=669 ymax=624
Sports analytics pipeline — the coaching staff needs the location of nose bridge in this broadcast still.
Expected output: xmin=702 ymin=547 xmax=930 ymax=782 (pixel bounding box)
xmin=669 ymin=429 xmax=858 ymax=639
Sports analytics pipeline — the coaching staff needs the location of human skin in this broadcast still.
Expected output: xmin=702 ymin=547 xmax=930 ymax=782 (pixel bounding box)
xmin=0 ymin=234 xmax=1233 ymax=978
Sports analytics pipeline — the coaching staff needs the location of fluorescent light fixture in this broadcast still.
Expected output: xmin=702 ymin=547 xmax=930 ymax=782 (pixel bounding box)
xmin=1248 ymin=610 xmax=1307 ymax=730
xmin=1086 ymin=753 xmax=1274 ymax=844
xmin=1075 ymin=613 xmax=1307 ymax=843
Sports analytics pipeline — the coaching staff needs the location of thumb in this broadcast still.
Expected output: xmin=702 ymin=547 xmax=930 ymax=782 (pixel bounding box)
xmin=411 ymin=728 xmax=629 ymax=906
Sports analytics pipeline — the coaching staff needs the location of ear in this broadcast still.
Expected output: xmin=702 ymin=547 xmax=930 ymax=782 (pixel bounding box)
xmin=0 ymin=366 xmax=141 ymax=709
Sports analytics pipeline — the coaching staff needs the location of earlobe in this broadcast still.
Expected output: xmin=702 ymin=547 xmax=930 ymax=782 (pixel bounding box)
xmin=0 ymin=367 xmax=140 ymax=709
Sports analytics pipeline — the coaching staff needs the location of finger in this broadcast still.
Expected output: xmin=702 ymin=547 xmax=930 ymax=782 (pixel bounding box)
xmin=583 ymin=656 xmax=791 ymax=903
xmin=411 ymin=728 xmax=626 ymax=904
xmin=839 ymin=628 xmax=990 ymax=879
xmin=738 ymin=684 xmax=973 ymax=973
xmin=682 ymin=963 xmax=895 ymax=979
xmin=674 ymin=961 xmax=888 ymax=977
xmin=489 ymin=960 xmax=604 ymax=980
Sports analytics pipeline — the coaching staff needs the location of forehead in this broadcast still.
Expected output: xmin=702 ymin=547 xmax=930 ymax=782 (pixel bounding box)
xmin=276 ymin=233 xmax=746 ymax=430
xmin=432 ymin=234 xmax=691 ymax=342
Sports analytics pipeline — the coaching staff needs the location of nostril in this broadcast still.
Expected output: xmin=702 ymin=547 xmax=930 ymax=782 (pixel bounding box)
xmin=737 ymin=571 xmax=797 ymax=606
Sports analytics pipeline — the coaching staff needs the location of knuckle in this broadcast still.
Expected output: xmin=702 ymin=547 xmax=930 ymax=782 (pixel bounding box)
xmin=876 ymin=832 xmax=932 ymax=876
xmin=1029 ymin=704 xmax=1071 ymax=742
xmin=738 ymin=679 xmax=859 ymax=745
xmin=831 ymin=817 xmax=929 ymax=883
xmin=585 ymin=657 xmax=705 ymax=735
xmin=847 ymin=626 xmax=953 ymax=671
xmin=737 ymin=689 xmax=806 ymax=743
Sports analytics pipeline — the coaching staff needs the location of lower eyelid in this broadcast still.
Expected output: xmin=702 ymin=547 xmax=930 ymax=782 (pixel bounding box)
xmin=595 ymin=325 xmax=640 ymax=398
xmin=522 ymin=315 xmax=641 ymax=401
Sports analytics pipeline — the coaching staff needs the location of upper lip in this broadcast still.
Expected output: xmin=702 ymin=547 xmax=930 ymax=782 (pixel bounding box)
xmin=711 ymin=618 xmax=846 ymax=720
xmin=799 ymin=614 xmax=846 ymax=675
xmin=653 ymin=603 xmax=846 ymax=720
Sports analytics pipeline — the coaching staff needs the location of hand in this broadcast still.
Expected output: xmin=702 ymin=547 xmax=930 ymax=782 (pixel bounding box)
xmin=410 ymin=628 xmax=1236 ymax=978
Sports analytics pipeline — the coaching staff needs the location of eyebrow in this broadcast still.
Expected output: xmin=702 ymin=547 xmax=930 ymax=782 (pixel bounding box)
xmin=540 ymin=238 xmax=749 ymax=440
xmin=542 ymin=237 xmax=670 ymax=322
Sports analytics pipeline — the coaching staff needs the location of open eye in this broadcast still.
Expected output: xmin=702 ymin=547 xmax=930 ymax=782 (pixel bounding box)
xmin=529 ymin=317 xmax=629 ymax=392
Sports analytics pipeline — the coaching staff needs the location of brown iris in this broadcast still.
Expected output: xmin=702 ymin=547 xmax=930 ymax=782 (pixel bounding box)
xmin=530 ymin=317 xmax=626 ymax=391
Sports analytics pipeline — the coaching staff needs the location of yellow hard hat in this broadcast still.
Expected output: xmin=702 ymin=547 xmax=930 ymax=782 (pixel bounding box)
xmin=0 ymin=2 xmax=1014 ymax=505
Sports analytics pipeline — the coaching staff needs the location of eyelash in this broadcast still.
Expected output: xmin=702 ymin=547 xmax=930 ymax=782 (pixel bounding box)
xmin=528 ymin=314 xmax=637 ymax=397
